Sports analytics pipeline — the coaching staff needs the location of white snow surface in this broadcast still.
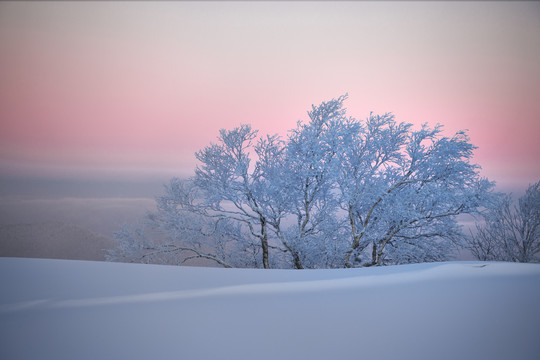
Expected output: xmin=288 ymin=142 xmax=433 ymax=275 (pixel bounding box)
xmin=1 ymin=258 xmax=539 ymax=360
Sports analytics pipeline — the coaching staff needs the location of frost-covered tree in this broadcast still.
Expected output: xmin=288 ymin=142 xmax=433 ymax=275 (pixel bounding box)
xmin=340 ymin=122 xmax=494 ymax=267
xmin=279 ymin=95 xmax=350 ymax=268
xmin=192 ymin=125 xmax=291 ymax=269
xmin=288 ymin=96 xmax=494 ymax=267
xmin=109 ymin=95 xmax=495 ymax=269
xmin=468 ymin=181 xmax=540 ymax=263
xmin=107 ymin=179 xmax=258 ymax=268
xmin=334 ymin=111 xmax=412 ymax=266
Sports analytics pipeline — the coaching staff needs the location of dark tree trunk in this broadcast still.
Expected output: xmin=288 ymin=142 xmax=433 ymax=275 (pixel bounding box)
xmin=292 ymin=251 xmax=304 ymax=270
xmin=261 ymin=235 xmax=270 ymax=269
xmin=260 ymin=218 xmax=270 ymax=269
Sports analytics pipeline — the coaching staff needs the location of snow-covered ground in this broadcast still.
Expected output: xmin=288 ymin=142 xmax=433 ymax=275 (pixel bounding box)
xmin=1 ymin=258 xmax=539 ymax=360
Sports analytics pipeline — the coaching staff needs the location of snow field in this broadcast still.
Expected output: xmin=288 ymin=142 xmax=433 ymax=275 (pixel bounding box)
xmin=1 ymin=258 xmax=539 ymax=360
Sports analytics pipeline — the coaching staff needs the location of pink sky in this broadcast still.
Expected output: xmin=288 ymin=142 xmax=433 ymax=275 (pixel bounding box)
xmin=1 ymin=1 xmax=539 ymax=192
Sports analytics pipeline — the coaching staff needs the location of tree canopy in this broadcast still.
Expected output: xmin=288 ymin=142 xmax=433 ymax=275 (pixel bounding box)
xmin=109 ymin=95 xmax=496 ymax=268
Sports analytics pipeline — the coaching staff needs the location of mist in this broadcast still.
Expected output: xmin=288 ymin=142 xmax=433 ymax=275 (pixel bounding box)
xmin=0 ymin=176 xmax=170 ymax=261
xmin=0 ymin=173 xmax=527 ymax=263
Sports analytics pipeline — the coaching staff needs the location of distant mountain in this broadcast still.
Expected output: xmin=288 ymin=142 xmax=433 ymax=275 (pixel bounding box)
xmin=0 ymin=222 xmax=114 ymax=261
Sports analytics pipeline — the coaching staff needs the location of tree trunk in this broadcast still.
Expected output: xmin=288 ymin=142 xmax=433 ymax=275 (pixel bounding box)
xmin=260 ymin=218 xmax=270 ymax=269
xmin=261 ymin=235 xmax=270 ymax=269
xmin=281 ymin=239 xmax=304 ymax=270
xmin=371 ymin=242 xmax=377 ymax=265
xmin=292 ymin=251 xmax=304 ymax=270
xmin=344 ymin=206 xmax=360 ymax=267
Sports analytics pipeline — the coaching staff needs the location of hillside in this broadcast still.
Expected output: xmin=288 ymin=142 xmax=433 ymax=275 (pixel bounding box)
xmin=1 ymin=258 xmax=539 ymax=360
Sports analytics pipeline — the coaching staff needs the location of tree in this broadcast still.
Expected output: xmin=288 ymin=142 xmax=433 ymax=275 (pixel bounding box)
xmin=334 ymin=111 xmax=412 ymax=266
xmin=109 ymin=95 xmax=495 ymax=268
xmin=192 ymin=125 xmax=291 ymax=269
xmin=279 ymin=95 xmax=350 ymax=268
xmin=343 ymin=124 xmax=494 ymax=266
xmin=107 ymin=179 xmax=259 ymax=268
xmin=467 ymin=181 xmax=540 ymax=263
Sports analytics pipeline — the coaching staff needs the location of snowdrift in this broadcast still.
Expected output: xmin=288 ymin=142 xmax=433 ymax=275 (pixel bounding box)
xmin=1 ymin=258 xmax=539 ymax=360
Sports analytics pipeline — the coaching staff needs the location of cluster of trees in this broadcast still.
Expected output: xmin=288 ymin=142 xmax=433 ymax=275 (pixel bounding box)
xmin=466 ymin=181 xmax=540 ymax=263
xmin=108 ymin=95 xmax=538 ymax=268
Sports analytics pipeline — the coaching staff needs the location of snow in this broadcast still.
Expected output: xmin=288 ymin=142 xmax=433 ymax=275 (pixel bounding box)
xmin=1 ymin=258 xmax=539 ymax=360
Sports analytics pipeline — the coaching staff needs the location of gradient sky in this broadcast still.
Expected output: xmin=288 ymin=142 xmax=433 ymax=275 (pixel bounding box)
xmin=1 ymin=1 xmax=539 ymax=192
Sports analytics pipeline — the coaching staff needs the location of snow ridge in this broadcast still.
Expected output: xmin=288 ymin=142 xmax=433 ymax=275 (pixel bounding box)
xmin=2 ymin=262 xmax=538 ymax=313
